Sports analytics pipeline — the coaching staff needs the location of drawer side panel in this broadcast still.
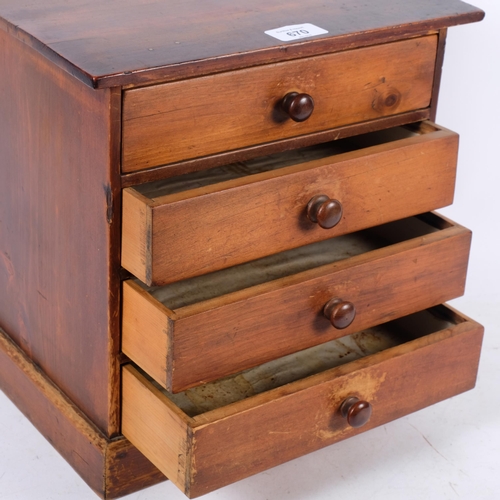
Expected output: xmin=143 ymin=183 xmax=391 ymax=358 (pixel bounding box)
xmin=122 ymin=188 xmax=153 ymax=284
xmin=122 ymin=365 xmax=191 ymax=492
xmin=122 ymin=281 xmax=173 ymax=390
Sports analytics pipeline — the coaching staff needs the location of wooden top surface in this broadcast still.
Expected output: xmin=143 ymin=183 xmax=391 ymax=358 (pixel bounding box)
xmin=0 ymin=0 xmax=484 ymax=88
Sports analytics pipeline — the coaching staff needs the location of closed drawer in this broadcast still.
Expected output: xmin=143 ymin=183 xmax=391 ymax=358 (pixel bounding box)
xmin=122 ymin=213 xmax=471 ymax=393
xmin=122 ymin=122 xmax=458 ymax=286
xmin=122 ymin=35 xmax=438 ymax=173
xmin=122 ymin=305 xmax=483 ymax=498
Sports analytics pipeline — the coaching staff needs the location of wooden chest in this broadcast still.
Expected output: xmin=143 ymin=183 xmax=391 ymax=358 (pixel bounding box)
xmin=0 ymin=1 xmax=485 ymax=498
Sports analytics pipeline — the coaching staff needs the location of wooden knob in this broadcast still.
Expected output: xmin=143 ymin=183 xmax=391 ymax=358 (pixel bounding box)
xmin=306 ymin=194 xmax=343 ymax=229
xmin=324 ymin=298 xmax=356 ymax=329
xmin=281 ymin=92 xmax=315 ymax=122
xmin=340 ymin=397 xmax=372 ymax=428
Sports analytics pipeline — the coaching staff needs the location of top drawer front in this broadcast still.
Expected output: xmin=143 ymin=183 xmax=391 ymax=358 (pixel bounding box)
xmin=122 ymin=36 xmax=437 ymax=173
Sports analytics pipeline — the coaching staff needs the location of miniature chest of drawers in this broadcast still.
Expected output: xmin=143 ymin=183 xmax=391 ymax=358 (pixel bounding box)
xmin=0 ymin=1 xmax=485 ymax=498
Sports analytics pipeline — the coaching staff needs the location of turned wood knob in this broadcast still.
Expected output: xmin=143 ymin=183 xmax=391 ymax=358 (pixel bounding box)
xmin=323 ymin=298 xmax=356 ymax=329
xmin=340 ymin=397 xmax=372 ymax=428
xmin=281 ymin=92 xmax=315 ymax=122
xmin=306 ymin=194 xmax=343 ymax=229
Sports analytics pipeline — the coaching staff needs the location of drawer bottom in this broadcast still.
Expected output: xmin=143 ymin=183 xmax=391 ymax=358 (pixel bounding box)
xmin=122 ymin=305 xmax=483 ymax=498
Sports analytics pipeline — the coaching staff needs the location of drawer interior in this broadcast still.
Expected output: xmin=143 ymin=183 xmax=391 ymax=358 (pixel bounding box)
xmin=138 ymin=212 xmax=448 ymax=310
xmin=138 ymin=305 xmax=466 ymax=417
xmin=133 ymin=122 xmax=433 ymax=200
xmin=122 ymin=303 xmax=482 ymax=497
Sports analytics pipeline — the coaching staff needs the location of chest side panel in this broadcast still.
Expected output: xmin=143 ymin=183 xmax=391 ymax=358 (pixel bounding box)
xmin=0 ymin=29 xmax=120 ymax=435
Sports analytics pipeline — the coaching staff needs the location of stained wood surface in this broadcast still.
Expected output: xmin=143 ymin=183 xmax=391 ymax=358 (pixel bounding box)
xmin=122 ymin=214 xmax=471 ymax=392
xmin=158 ymin=315 xmax=445 ymax=416
xmin=122 ymin=366 xmax=192 ymax=492
xmin=121 ymin=110 xmax=431 ymax=186
xmin=122 ymin=281 xmax=173 ymax=387
xmin=0 ymin=327 xmax=166 ymax=499
xmin=430 ymin=29 xmax=449 ymax=121
xmin=121 ymin=189 xmax=152 ymax=284
xmin=121 ymin=305 xmax=483 ymax=498
xmin=0 ymin=29 xmax=120 ymax=435
xmin=106 ymin=439 xmax=166 ymax=499
xmin=0 ymin=0 xmax=484 ymax=88
xmin=122 ymin=36 xmax=437 ymax=172
xmin=122 ymin=122 xmax=458 ymax=286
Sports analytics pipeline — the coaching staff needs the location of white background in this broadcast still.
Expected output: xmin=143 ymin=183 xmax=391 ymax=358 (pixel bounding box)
xmin=1 ymin=0 xmax=499 ymax=498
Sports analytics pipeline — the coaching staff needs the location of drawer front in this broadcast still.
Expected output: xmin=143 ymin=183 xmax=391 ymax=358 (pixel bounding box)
xmin=122 ymin=305 xmax=483 ymax=498
xmin=122 ymin=36 xmax=437 ymax=173
xmin=122 ymin=214 xmax=471 ymax=392
xmin=122 ymin=122 xmax=458 ymax=286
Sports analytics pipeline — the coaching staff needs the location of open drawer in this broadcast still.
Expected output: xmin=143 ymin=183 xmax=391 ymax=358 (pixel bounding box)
xmin=122 ymin=121 xmax=458 ymax=286
xmin=122 ymin=304 xmax=483 ymax=498
xmin=122 ymin=212 xmax=471 ymax=392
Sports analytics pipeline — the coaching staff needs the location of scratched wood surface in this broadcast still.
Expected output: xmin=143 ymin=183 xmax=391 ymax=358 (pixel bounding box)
xmin=122 ymin=305 xmax=483 ymax=498
xmin=122 ymin=214 xmax=471 ymax=392
xmin=0 ymin=30 xmax=123 ymax=435
xmin=0 ymin=327 xmax=166 ymax=499
xmin=0 ymin=0 xmax=484 ymax=87
xmin=120 ymin=110 xmax=433 ymax=186
xmin=122 ymin=122 xmax=458 ymax=286
xmin=122 ymin=36 xmax=437 ymax=171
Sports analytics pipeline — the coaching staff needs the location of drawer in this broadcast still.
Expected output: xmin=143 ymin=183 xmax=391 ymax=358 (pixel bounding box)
xmin=122 ymin=35 xmax=438 ymax=173
xmin=122 ymin=213 xmax=471 ymax=393
xmin=122 ymin=121 xmax=458 ymax=286
xmin=122 ymin=305 xmax=483 ymax=498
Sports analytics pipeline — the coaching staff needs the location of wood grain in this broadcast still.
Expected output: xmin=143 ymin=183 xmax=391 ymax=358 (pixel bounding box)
xmin=122 ymin=365 xmax=192 ymax=492
xmin=0 ymin=327 xmax=165 ymax=499
xmin=106 ymin=438 xmax=166 ymax=499
xmin=120 ymin=110 xmax=431 ymax=186
xmin=121 ymin=305 xmax=483 ymax=498
xmin=0 ymin=30 xmax=121 ymax=435
xmin=122 ymin=214 xmax=471 ymax=392
xmin=0 ymin=0 xmax=484 ymax=88
xmin=121 ymin=189 xmax=152 ymax=284
xmin=0 ymin=1 xmax=486 ymax=498
xmin=122 ymin=280 xmax=174 ymax=390
xmin=430 ymin=29 xmax=448 ymax=121
xmin=122 ymin=36 xmax=437 ymax=172
xmin=107 ymin=86 xmax=124 ymax=437
xmin=122 ymin=123 xmax=458 ymax=285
